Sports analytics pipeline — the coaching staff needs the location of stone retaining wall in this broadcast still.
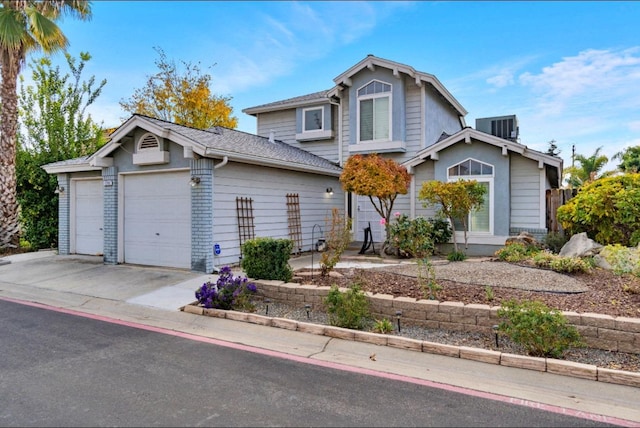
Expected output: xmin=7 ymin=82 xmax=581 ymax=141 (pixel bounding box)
xmin=253 ymin=280 xmax=640 ymax=354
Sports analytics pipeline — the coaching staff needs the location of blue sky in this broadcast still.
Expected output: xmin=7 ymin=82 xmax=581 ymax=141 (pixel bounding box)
xmin=26 ymin=1 xmax=640 ymax=173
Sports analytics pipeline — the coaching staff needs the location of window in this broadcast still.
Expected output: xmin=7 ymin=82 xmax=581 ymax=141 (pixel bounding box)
xmin=303 ymin=107 xmax=323 ymax=132
xmin=448 ymin=159 xmax=494 ymax=233
xmin=358 ymin=80 xmax=391 ymax=143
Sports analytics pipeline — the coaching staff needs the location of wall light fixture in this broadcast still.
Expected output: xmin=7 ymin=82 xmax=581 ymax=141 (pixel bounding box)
xmin=326 ymin=187 xmax=333 ymax=195
xmin=189 ymin=176 xmax=201 ymax=187
xmin=54 ymin=185 xmax=65 ymax=194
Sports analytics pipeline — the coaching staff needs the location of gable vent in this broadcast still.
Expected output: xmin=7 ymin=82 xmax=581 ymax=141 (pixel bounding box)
xmin=139 ymin=133 xmax=160 ymax=150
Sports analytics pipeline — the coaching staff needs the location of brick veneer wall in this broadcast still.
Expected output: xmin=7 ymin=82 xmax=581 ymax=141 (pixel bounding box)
xmin=253 ymin=280 xmax=640 ymax=354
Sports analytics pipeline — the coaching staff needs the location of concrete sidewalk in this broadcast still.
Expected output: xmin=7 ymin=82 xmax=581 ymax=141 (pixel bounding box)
xmin=1 ymin=251 xmax=639 ymax=426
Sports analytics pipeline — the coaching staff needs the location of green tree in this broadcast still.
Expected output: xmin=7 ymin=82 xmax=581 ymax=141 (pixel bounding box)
xmin=546 ymin=139 xmax=561 ymax=157
xmin=565 ymin=146 xmax=609 ymax=188
xmin=339 ymin=153 xmax=411 ymax=255
xmin=17 ymin=52 xmax=106 ymax=249
xmin=418 ymin=179 xmax=487 ymax=253
xmin=120 ymin=46 xmax=238 ymax=129
xmin=557 ymin=173 xmax=640 ymax=246
xmin=612 ymin=146 xmax=640 ymax=173
xmin=0 ymin=0 xmax=91 ymax=249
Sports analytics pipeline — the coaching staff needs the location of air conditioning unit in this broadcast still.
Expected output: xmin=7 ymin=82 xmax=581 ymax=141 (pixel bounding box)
xmin=476 ymin=115 xmax=519 ymax=141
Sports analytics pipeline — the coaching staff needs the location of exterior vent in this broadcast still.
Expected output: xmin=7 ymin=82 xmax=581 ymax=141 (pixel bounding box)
xmin=475 ymin=115 xmax=519 ymax=142
xmin=138 ymin=133 xmax=160 ymax=150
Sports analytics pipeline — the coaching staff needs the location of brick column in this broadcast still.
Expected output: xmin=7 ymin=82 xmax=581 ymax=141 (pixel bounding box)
xmin=56 ymin=174 xmax=71 ymax=255
xmin=102 ymin=167 xmax=118 ymax=265
xmin=191 ymin=158 xmax=214 ymax=273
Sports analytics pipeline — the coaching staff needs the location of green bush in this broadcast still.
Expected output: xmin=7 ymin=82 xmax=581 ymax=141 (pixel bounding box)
xmin=372 ymin=318 xmax=394 ymax=334
xmin=387 ymin=214 xmax=451 ymax=258
xmin=549 ymin=256 xmax=591 ymax=274
xmin=497 ymin=299 xmax=584 ymax=358
xmin=494 ymin=242 xmax=539 ymax=262
xmin=599 ymin=244 xmax=640 ymax=277
xmin=241 ymin=237 xmax=293 ymax=282
xmin=543 ymin=231 xmax=568 ymax=254
xmin=324 ymin=283 xmax=371 ymax=330
xmin=447 ymin=250 xmax=467 ymax=262
xmin=557 ymin=173 xmax=640 ymax=246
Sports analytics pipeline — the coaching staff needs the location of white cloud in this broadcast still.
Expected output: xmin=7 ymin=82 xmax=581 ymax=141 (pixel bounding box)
xmin=518 ymin=48 xmax=640 ymax=115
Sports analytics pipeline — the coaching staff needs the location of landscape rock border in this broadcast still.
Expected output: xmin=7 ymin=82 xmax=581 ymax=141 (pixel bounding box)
xmin=181 ymin=286 xmax=640 ymax=388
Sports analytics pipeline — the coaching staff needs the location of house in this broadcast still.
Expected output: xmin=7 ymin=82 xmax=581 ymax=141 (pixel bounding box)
xmin=44 ymin=54 xmax=562 ymax=272
xmin=243 ymin=54 xmax=562 ymax=255
xmin=43 ymin=115 xmax=343 ymax=273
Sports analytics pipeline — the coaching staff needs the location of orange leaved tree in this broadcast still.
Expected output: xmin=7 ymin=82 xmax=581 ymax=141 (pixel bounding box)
xmin=339 ymin=153 xmax=411 ymax=255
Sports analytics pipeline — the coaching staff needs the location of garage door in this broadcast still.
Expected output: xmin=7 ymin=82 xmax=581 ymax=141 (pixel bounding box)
xmin=123 ymin=171 xmax=191 ymax=268
xmin=74 ymin=179 xmax=104 ymax=255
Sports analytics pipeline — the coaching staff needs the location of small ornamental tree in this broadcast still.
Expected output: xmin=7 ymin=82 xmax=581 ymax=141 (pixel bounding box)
xmin=339 ymin=153 xmax=411 ymax=255
xmin=557 ymin=173 xmax=640 ymax=247
xmin=418 ymin=179 xmax=486 ymax=253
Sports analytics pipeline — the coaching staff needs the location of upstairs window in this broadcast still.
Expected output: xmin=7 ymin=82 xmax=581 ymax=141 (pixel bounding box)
xmin=303 ymin=107 xmax=323 ymax=132
xmin=358 ymin=80 xmax=391 ymax=143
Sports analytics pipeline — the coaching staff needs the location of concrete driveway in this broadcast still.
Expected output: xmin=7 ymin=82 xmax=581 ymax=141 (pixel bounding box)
xmin=0 ymin=251 xmax=211 ymax=311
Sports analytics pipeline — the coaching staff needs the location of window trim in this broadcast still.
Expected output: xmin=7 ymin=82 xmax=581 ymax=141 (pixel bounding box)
xmin=357 ymin=79 xmax=392 ymax=144
xmin=302 ymin=106 xmax=324 ymax=133
xmin=447 ymin=158 xmax=494 ymax=235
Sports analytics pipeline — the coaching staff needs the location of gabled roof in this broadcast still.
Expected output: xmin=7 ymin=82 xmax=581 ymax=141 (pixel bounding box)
xmin=243 ymin=55 xmax=467 ymax=118
xmin=329 ymin=54 xmax=467 ymax=117
xmin=243 ymin=90 xmax=331 ymax=115
xmin=403 ymin=127 xmax=563 ymax=187
xmin=43 ymin=114 xmax=342 ymax=176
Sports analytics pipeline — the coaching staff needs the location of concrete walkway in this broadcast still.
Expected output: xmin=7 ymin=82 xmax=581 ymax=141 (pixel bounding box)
xmin=1 ymin=251 xmax=639 ymax=426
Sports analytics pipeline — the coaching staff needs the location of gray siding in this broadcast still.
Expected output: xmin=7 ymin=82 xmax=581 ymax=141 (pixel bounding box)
xmin=211 ymin=162 xmax=344 ymax=267
xmin=510 ymin=154 xmax=542 ymax=229
xmin=256 ymin=108 xmax=340 ymax=164
xmin=412 ymin=160 xmax=439 ymax=219
xmin=424 ymin=84 xmax=463 ymax=147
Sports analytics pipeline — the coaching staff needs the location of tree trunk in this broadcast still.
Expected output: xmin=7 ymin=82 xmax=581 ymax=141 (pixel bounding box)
xmin=0 ymin=49 xmax=22 ymax=249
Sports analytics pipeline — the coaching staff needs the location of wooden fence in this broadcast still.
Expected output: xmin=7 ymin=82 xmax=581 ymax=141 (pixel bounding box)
xmin=546 ymin=188 xmax=578 ymax=232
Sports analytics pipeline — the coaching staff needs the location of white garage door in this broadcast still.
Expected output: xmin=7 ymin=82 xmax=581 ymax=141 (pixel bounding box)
xmin=123 ymin=171 xmax=191 ymax=269
xmin=74 ymin=179 xmax=104 ymax=255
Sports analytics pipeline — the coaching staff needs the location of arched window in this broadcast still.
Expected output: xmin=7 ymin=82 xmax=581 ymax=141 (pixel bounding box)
xmin=357 ymin=80 xmax=391 ymax=143
xmin=447 ymin=158 xmax=494 ymax=233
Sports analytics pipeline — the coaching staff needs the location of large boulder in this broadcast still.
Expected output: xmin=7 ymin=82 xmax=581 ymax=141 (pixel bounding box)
xmin=559 ymin=232 xmax=603 ymax=258
xmin=505 ymin=231 xmax=542 ymax=249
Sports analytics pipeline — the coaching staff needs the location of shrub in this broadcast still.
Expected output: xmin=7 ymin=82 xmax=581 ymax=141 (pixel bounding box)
xmin=241 ymin=237 xmax=293 ymax=282
xmin=372 ymin=318 xmax=394 ymax=334
xmin=599 ymin=244 xmax=640 ymax=277
xmin=497 ymin=299 xmax=583 ymax=358
xmin=447 ymin=250 xmax=467 ymax=262
xmin=387 ymin=214 xmax=452 ymax=258
xmin=532 ymin=250 xmax=555 ymax=269
xmin=549 ymin=256 xmax=591 ymax=274
xmin=543 ymin=231 xmax=568 ymax=254
xmin=195 ymin=266 xmax=257 ymax=311
xmin=494 ymin=242 xmax=539 ymax=262
xmin=320 ymin=208 xmax=352 ymax=276
xmin=324 ymin=283 xmax=371 ymax=330
xmin=557 ymin=173 xmax=640 ymax=246
xmin=416 ymin=257 xmax=441 ymax=299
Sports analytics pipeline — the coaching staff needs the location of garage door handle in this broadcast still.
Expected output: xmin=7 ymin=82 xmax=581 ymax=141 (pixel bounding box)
xmin=99 ymin=228 xmax=103 ymax=231
xmin=156 ymin=232 xmax=160 ymax=236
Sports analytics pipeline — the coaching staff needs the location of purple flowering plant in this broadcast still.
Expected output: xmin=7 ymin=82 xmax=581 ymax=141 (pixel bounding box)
xmin=195 ymin=266 xmax=257 ymax=311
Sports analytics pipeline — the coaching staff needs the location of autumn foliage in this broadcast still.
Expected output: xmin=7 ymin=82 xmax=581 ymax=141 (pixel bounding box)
xmin=339 ymin=154 xmax=411 ymax=252
xmin=120 ymin=47 xmax=238 ymax=130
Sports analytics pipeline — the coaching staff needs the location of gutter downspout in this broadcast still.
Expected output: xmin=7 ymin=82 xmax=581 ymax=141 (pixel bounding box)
xmin=214 ymin=155 xmax=228 ymax=169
